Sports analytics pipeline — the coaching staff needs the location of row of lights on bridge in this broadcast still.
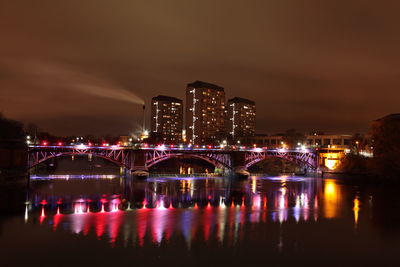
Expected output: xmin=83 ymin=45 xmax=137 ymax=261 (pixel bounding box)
xmin=28 ymin=135 xmax=312 ymax=152
xmin=27 ymin=135 xmax=134 ymax=148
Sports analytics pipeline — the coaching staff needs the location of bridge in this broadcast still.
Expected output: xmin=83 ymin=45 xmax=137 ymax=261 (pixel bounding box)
xmin=27 ymin=144 xmax=319 ymax=176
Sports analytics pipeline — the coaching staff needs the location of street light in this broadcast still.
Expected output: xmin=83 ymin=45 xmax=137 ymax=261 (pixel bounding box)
xmin=355 ymin=141 xmax=360 ymax=154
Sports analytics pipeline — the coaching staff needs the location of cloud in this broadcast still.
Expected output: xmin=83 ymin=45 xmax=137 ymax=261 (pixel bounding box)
xmin=0 ymin=1 xmax=399 ymax=135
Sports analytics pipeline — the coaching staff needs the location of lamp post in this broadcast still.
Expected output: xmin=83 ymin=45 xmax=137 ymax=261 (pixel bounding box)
xmin=355 ymin=141 xmax=360 ymax=155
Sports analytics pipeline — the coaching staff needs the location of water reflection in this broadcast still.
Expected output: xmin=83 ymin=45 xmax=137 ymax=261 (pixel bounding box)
xmin=24 ymin=175 xmax=354 ymax=248
xmin=323 ymin=179 xmax=341 ymax=218
xmin=353 ymin=193 xmax=360 ymax=228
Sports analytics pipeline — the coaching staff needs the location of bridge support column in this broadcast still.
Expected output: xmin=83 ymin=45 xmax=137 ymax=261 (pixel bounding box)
xmin=129 ymin=150 xmax=149 ymax=177
xmin=215 ymin=166 xmax=231 ymax=176
xmin=230 ymin=151 xmax=250 ymax=179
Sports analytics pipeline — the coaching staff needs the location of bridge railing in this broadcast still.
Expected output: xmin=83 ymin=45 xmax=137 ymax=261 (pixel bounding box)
xmin=28 ymin=144 xmax=315 ymax=153
xmin=149 ymin=173 xmax=222 ymax=178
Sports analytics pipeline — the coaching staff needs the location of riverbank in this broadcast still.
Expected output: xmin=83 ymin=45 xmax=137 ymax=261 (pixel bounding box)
xmin=0 ymin=171 xmax=28 ymax=192
xmin=0 ymin=171 xmax=27 ymax=215
xmin=321 ymin=170 xmax=400 ymax=186
xmin=328 ymin=153 xmax=400 ymax=185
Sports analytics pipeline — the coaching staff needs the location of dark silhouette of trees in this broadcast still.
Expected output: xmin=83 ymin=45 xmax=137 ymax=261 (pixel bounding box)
xmin=0 ymin=113 xmax=25 ymax=141
xmin=0 ymin=114 xmax=27 ymax=172
xmin=25 ymin=123 xmax=39 ymax=138
xmin=282 ymin=129 xmax=306 ymax=148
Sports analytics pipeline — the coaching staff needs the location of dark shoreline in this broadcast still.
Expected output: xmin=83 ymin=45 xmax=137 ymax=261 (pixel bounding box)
xmin=321 ymin=170 xmax=400 ymax=186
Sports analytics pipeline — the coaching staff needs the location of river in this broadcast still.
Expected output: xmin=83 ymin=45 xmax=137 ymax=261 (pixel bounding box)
xmin=2 ymin=171 xmax=400 ymax=266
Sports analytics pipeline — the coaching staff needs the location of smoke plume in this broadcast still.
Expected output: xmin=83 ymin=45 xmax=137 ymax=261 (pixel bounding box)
xmin=2 ymin=59 xmax=145 ymax=105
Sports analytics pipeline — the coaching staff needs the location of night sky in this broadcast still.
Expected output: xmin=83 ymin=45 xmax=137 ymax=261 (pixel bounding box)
xmin=1 ymin=1 xmax=399 ymax=136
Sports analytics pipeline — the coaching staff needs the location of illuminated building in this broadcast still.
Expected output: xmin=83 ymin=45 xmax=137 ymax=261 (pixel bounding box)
xmin=227 ymin=97 xmax=256 ymax=143
xmin=150 ymin=95 xmax=183 ymax=143
xmin=319 ymin=151 xmax=343 ymax=170
xmin=307 ymin=134 xmax=353 ymax=169
xmin=185 ymin=81 xmax=226 ymax=144
xmin=249 ymin=134 xmax=283 ymax=148
xmin=249 ymin=133 xmax=352 ymax=169
xmin=305 ymin=134 xmax=352 ymax=149
xmin=251 ymin=134 xmax=352 ymax=149
xmin=182 ymin=129 xmax=187 ymax=143
xmin=119 ymin=136 xmax=133 ymax=146
xmin=139 ymin=130 xmax=149 ymax=141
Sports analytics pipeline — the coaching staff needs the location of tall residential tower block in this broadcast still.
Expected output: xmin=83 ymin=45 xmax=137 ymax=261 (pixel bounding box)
xmin=227 ymin=97 xmax=256 ymax=142
xmin=151 ymin=95 xmax=183 ymax=143
xmin=186 ymin=81 xmax=226 ymax=144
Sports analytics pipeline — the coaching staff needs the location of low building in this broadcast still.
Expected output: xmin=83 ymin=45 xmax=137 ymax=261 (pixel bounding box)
xmin=367 ymin=114 xmax=400 ymax=177
xmin=250 ymin=133 xmax=353 ymax=170
xmin=250 ymin=134 xmax=283 ymax=148
xmin=306 ymin=134 xmax=352 ymax=149
xmin=307 ymin=134 xmax=353 ymax=170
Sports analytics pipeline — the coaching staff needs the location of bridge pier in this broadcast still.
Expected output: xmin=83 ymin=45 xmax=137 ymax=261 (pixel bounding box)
xmin=214 ymin=166 xmax=231 ymax=176
xmin=129 ymin=150 xmax=149 ymax=177
xmin=230 ymin=151 xmax=250 ymax=179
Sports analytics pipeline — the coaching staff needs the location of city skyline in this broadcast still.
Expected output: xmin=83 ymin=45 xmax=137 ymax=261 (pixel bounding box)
xmin=0 ymin=75 xmax=392 ymax=138
xmin=1 ymin=1 xmax=399 ymax=136
xmin=150 ymin=81 xmax=257 ymax=144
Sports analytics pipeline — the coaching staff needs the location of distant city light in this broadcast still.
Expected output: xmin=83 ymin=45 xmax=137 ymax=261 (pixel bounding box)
xmin=156 ymin=144 xmax=166 ymax=150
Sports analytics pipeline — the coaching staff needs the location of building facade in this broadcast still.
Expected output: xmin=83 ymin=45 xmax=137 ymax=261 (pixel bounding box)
xmin=227 ymin=97 xmax=256 ymax=143
xmin=186 ymin=81 xmax=226 ymax=144
xmin=151 ymin=95 xmax=183 ymax=143
xmin=251 ymin=134 xmax=352 ymax=149
xmin=250 ymin=133 xmax=353 ymax=170
xmin=251 ymin=134 xmax=283 ymax=148
xmin=371 ymin=113 xmax=400 ymax=157
xmin=305 ymin=134 xmax=352 ymax=149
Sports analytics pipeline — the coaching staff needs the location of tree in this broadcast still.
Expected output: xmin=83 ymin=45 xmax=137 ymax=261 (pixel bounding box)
xmin=282 ymin=129 xmax=306 ymax=148
xmin=0 ymin=113 xmax=25 ymax=141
